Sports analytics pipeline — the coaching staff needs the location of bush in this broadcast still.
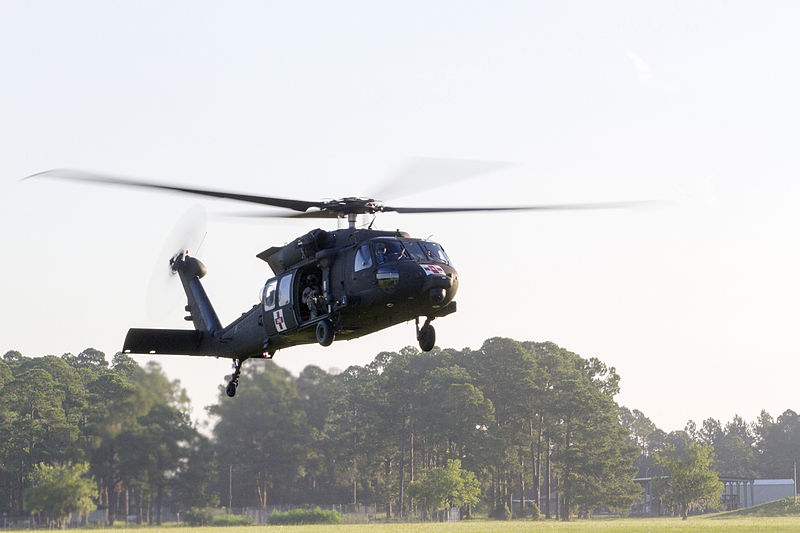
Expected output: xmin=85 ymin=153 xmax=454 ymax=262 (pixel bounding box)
xmin=267 ymin=507 xmax=343 ymax=525
xmin=183 ymin=507 xmax=213 ymax=526
xmin=491 ymin=504 xmax=512 ymax=520
xmin=211 ymin=513 xmax=253 ymax=526
xmin=527 ymin=502 xmax=540 ymax=520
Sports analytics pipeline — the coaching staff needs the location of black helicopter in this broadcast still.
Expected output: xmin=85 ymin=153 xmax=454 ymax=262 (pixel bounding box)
xmin=28 ymin=167 xmax=644 ymax=397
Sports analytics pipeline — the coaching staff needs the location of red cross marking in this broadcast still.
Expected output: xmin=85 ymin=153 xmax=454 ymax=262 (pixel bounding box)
xmin=273 ymin=309 xmax=287 ymax=332
xmin=422 ymin=264 xmax=445 ymax=276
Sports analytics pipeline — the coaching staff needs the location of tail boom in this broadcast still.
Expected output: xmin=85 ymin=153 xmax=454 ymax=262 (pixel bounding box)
xmin=123 ymin=328 xmax=209 ymax=356
xmin=123 ymin=253 xmax=265 ymax=359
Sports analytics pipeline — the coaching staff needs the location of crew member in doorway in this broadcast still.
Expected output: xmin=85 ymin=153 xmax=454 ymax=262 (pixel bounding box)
xmin=302 ymin=274 xmax=324 ymax=320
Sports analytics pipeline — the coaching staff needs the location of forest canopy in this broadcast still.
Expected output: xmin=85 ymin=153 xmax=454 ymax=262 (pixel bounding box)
xmin=1 ymin=339 xmax=796 ymax=523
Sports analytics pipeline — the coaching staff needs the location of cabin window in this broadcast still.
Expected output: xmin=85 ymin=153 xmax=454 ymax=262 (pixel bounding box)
xmin=278 ymin=274 xmax=293 ymax=307
xmin=262 ymin=279 xmax=277 ymax=311
xmin=423 ymin=242 xmax=451 ymax=265
xmin=374 ymin=240 xmax=407 ymax=265
xmin=354 ymin=244 xmax=373 ymax=272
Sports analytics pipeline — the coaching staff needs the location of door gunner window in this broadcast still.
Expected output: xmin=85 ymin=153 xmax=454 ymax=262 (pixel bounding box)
xmin=354 ymin=244 xmax=373 ymax=272
xmin=278 ymin=274 xmax=293 ymax=307
xmin=374 ymin=240 xmax=407 ymax=265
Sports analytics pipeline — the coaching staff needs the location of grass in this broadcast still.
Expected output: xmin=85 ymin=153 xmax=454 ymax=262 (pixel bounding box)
xmin=78 ymin=516 xmax=800 ymax=533
xmin=712 ymin=497 xmax=800 ymax=518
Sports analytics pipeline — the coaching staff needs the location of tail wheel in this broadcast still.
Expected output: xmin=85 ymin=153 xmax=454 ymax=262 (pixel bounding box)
xmin=418 ymin=324 xmax=435 ymax=352
xmin=316 ymin=319 xmax=335 ymax=347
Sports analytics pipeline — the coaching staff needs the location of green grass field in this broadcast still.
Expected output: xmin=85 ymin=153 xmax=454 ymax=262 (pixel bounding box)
xmin=65 ymin=502 xmax=800 ymax=533
xmin=76 ymin=516 xmax=800 ymax=533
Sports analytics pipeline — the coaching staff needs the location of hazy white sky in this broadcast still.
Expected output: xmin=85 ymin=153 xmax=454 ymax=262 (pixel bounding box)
xmin=2 ymin=1 xmax=800 ymax=432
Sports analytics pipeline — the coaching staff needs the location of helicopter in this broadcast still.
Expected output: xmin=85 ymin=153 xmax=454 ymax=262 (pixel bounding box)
xmin=28 ymin=166 xmax=646 ymax=397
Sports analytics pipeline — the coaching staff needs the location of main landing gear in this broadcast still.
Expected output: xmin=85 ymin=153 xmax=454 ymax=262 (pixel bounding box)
xmin=226 ymin=358 xmax=246 ymax=397
xmin=416 ymin=316 xmax=436 ymax=352
xmin=316 ymin=319 xmax=335 ymax=347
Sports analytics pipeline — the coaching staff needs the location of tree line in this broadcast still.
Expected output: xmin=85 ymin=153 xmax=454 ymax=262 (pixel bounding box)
xmin=620 ymin=406 xmax=800 ymax=482
xmin=3 ymin=338 xmax=799 ymax=524
xmin=0 ymin=339 xmax=639 ymax=522
xmin=0 ymin=349 xmax=214 ymax=526
xmin=210 ymin=338 xmax=640 ymax=520
xmin=618 ymin=406 xmax=800 ymax=518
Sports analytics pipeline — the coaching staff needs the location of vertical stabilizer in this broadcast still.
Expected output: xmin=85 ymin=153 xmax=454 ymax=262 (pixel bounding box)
xmin=171 ymin=253 xmax=222 ymax=335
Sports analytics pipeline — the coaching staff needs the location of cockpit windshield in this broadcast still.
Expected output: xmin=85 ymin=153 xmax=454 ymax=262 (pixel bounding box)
xmin=396 ymin=239 xmax=451 ymax=265
xmin=373 ymin=239 xmax=451 ymax=266
xmin=422 ymin=242 xmax=450 ymax=265
xmin=374 ymin=240 xmax=407 ymax=264
xmin=403 ymin=241 xmax=429 ymax=262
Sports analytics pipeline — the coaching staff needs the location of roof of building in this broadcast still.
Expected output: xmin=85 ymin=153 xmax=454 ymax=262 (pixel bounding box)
xmin=753 ymin=479 xmax=794 ymax=486
xmin=634 ymin=476 xmax=795 ymax=486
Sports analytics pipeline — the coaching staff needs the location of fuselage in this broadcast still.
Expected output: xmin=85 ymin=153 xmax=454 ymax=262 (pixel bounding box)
xmin=255 ymin=232 xmax=458 ymax=354
xmin=123 ymin=228 xmax=458 ymax=362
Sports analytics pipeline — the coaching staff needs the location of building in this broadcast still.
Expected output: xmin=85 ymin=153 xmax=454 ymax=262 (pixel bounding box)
xmin=632 ymin=477 xmax=796 ymax=515
xmin=720 ymin=478 xmax=795 ymax=510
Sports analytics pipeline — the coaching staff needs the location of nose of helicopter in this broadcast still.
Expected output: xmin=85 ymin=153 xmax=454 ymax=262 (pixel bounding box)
xmin=429 ymin=287 xmax=446 ymax=304
xmin=378 ymin=261 xmax=458 ymax=311
xmin=418 ymin=263 xmax=458 ymax=308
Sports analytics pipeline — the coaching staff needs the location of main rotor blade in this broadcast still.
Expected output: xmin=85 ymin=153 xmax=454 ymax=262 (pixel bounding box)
xmin=26 ymin=169 xmax=323 ymax=213
xmin=227 ymin=209 xmax=340 ymax=219
xmin=383 ymin=201 xmax=658 ymax=214
xmin=370 ymin=157 xmax=512 ymax=201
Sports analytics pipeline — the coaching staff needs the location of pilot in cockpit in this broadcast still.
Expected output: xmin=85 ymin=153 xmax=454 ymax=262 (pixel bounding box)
xmin=374 ymin=241 xmax=405 ymax=265
xmin=375 ymin=242 xmax=387 ymax=265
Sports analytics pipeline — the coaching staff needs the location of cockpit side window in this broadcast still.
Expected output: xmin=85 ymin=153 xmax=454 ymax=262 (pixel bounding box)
xmin=354 ymin=244 xmax=373 ymax=272
xmin=374 ymin=240 xmax=407 ymax=265
xmin=403 ymin=241 xmax=428 ymax=262
xmin=423 ymin=242 xmax=451 ymax=265
xmin=262 ymin=279 xmax=277 ymax=311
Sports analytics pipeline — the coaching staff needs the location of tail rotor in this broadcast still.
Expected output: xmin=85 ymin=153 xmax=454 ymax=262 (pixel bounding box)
xmin=146 ymin=206 xmax=208 ymax=321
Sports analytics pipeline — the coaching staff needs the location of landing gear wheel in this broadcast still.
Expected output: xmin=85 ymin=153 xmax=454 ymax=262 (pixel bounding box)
xmin=316 ymin=319 xmax=335 ymax=347
xmin=418 ymin=324 xmax=436 ymax=352
xmin=225 ymin=358 xmax=245 ymax=398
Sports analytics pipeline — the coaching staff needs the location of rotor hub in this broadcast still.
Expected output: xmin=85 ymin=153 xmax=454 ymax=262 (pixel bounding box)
xmin=320 ymin=197 xmax=380 ymax=217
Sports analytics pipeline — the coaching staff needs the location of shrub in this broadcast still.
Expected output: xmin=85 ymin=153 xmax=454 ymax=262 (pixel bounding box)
xmin=491 ymin=504 xmax=512 ymax=520
xmin=211 ymin=513 xmax=253 ymax=526
xmin=267 ymin=507 xmax=343 ymax=525
xmin=528 ymin=502 xmax=540 ymax=520
xmin=183 ymin=507 xmax=213 ymax=526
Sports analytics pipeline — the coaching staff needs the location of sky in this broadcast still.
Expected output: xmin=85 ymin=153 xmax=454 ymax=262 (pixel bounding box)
xmin=2 ymin=1 xmax=800 ymax=433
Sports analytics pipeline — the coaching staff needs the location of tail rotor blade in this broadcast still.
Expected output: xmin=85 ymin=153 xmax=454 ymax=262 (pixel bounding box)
xmin=146 ymin=206 xmax=208 ymax=322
